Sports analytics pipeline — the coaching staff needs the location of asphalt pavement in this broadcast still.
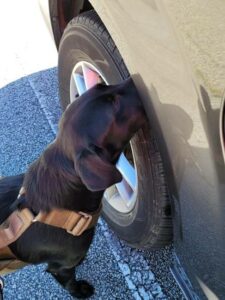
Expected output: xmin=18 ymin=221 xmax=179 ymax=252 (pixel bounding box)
xmin=0 ymin=69 xmax=184 ymax=300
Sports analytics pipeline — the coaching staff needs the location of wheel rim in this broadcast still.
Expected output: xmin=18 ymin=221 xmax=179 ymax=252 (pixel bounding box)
xmin=70 ymin=61 xmax=138 ymax=213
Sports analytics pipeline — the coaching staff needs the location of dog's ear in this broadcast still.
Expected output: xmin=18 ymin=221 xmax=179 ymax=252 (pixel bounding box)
xmin=75 ymin=150 xmax=122 ymax=192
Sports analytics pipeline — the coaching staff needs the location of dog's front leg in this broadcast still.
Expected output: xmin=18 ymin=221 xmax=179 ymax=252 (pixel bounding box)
xmin=47 ymin=262 xmax=94 ymax=299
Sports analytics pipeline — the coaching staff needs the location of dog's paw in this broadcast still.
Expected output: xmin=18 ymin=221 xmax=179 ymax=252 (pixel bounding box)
xmin=71 ymin=280 xmax=94 ymax=299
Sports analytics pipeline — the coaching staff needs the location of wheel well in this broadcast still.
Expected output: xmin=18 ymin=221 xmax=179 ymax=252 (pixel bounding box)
xmin=49 ymin=0 xmax=93 ymax=48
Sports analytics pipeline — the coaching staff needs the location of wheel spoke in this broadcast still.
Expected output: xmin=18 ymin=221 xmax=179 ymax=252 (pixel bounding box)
xmin=116 ymin=179 xmax=133 ymax=203
xmin=74 ymin=73 xmax=86 ymax=95
xmin=116 ymin=153 xmax=136 ymax=191
xmin=82 ymin=64 xmax=100 ymax=89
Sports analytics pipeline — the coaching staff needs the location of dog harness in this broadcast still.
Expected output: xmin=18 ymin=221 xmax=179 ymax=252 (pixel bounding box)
xmin=0 ymin=187 xmax=102 ymax=275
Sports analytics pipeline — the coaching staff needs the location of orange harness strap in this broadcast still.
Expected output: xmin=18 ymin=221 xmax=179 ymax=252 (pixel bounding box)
xmin=0 ymin=187 xmax=102 ymax=276
xmin=0 ymin=187 xmax=102 ymax=249
xmin=0 ymin=244 xmax=28 ymax=275
xmin=0 ymin=209 xmax=34 ymax=249
xmin=34 ymin=205 xmax=101 ymax=236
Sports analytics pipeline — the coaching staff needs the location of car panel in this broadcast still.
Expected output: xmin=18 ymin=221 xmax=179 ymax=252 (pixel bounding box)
xmin=90 ymin=0 xmax=225 ymax=298
xmin=38 ymin=0 xmax=55 ymax=41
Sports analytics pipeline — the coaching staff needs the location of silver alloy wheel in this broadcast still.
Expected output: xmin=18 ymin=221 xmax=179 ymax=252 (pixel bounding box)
xmin=70 ymin=61 xmax=138 ymax=213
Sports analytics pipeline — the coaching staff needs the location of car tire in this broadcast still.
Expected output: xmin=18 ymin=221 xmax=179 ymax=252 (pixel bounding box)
xmin=58 ymin=10 xmax=172 ymax=249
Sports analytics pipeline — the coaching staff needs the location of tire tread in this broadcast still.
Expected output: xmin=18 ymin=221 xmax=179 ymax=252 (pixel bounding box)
xmin=64 ymin=10 xmax=129 ymax=80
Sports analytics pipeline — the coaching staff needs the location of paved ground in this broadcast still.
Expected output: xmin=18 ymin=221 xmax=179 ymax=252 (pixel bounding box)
xmin=0 ymin=1 xmax=184 ymax=299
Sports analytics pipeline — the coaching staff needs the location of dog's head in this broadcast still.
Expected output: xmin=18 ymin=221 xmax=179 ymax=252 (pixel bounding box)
xmin=58 ymin=78 xmax=146 ymax=191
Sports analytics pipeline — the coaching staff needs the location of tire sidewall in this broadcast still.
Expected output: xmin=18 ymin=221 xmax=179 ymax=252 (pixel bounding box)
xmin=58 ymin=25 xmax=126 ymax=109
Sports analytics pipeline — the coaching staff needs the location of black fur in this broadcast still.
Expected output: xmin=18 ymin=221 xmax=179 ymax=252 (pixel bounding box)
xmin=0 ymin=79 xmax=146 ymax=298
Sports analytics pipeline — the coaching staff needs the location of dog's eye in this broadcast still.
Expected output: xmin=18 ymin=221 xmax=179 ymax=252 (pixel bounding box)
xmin=107 ymin=95 xmax=115 ymax=102
xmin=89 ymin=144 xmax=103 ymax=155
xmin=94 ymin=145 xmax=103 ymax=155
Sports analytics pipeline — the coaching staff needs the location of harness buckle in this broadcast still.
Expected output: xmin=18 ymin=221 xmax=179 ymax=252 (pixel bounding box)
xmin=67 ymin=212 xmax=92 ymax=236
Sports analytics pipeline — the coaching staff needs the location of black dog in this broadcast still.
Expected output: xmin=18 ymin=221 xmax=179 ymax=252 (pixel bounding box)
xmin=0 ymin=78 xmax=146 ymax=298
